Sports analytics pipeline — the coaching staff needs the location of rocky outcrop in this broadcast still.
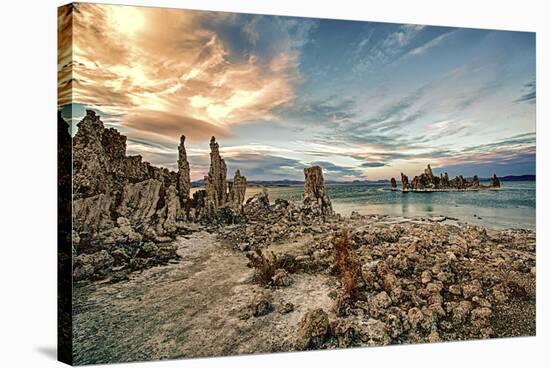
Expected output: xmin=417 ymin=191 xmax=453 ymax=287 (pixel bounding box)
xmin=195 ymin=137 xmax=249 ymax=222
xmin=395 ymin=164 xmax=500 ymax=191
xmin=204 ymin=137 xmax=228 ymax=214
xmin=390 ymin=177 xmax=397 ymax=190
xmin=302 ymin=166 xmax=333 ymax=218
xmin=177 ymin=135 xmax=191 ymax=207
xmin=156 ymin=184 xmax=181 ymax=235
xmin=73 ymin=193 xmax=115 ymax=233
xmin=73 ymin=110 xmax=173 ymax=199
xmin=228 ymin=170 xmax=247 ymax=212
xmin=400 ymin=173 xmax=409 ymax=191
xmin=68 ymin=110 xmax=255 ymax=281
xmin=117 ymin=179 xmax=162 ymax=228
xmin=490 ymin=174 xmax=501 ymax=188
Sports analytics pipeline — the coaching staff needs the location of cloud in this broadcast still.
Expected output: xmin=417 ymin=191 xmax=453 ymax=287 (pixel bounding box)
xmin=309 ymin=161 xmax=364 ymax=178
xmin=352 ymin=24 xmax=425 ymax=73
xmin=382 ymin=24 xmax=425 ymax=49
xmin=224 ymin=153 xmax=306 ymax=181
xmin=515 ymin=80 xmax=536 ymax=104
xmin=123 ymin=110 xmax=232 ymax=145
xmin=58 ymin=4 xmax=312 ymax=149
xmin=407 ymin=30 xmax=457 ymax=56
xmin=361 ymin=161 xmax=386 ymax=168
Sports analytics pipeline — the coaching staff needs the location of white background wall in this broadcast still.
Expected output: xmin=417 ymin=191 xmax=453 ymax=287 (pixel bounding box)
xmin=0 ymin=0 xmax=547 ymax=367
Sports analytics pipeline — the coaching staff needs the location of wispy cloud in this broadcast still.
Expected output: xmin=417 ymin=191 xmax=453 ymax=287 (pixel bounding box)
xmin=407 ymin=30 xmax=457 ymax=56
xmin=515 ymin=80 xmax=536 ymax=104
xmin=361 ymin=161 xmax=386 ymax=168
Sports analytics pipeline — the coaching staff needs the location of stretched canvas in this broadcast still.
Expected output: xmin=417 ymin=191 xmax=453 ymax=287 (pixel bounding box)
xmin=58 ymin=2 xmax=536 ymax=365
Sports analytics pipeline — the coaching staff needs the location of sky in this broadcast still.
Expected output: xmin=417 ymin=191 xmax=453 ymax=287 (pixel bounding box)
xmin=58 ymin=3 xmax=536 ymax=181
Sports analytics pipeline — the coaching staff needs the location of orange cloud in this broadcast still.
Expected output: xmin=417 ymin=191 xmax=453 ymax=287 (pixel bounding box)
xmin=58 ymin=3 xmax=299 ymax=144
xmin=124 ymin=110 xmax=231 ymax=146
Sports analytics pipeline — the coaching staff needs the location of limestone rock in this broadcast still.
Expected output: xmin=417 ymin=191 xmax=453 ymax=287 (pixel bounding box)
xmin=73 ymin=110 xmax=168 ymax=199
xmin=159 ymin=184 xmax=181 ymax=234
xmin=400 ymin=173 xmax=409 ymax=190
xmin=73 ymin=193 xmax=114 ymax=233
xmin=74 ymin=250 xmax=114 ymax=280
xmin=117 ymin=179 xmax=162 ymax=228
xmin=204 ymin=136 xmax=227 ymax=215
xmin=390 ymin=177 xmax=397 ymax=190
xmin=177 ymin=135 xmax=191 ymax=206
xmin=296 ymin=308 xmax=330 ymax=350
xmin=251 ymin=292 xmax=273 ymax=317
xmin=395 ymin=164 xmax=497 ymax=191
xmin=302 ymin=166 xmax=333 ymax=218
xmin=490 ymin=174 xmax=501 ymax=188
xmin=228 ymin=169 xmax=247 ymax=212
xmin=363 ymin=318 xmax=390 ymax=345
xmin=244 ymin=189 xmax=271 ymax=218
xmin=272 ymin=268 xmax=293 ymax=287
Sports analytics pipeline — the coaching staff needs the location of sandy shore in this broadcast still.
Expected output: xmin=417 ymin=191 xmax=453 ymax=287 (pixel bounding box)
xmin=73 ymin=212 xmax=535 ymax=364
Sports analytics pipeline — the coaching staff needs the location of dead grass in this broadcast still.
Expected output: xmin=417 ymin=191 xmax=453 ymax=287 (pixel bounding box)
xmin=332 ymin=229 xmax=362 ymax=303
xmin=245 ymin=249 xmax=299 ymax=286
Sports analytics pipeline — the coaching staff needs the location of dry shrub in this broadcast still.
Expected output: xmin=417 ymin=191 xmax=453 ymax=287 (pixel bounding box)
xmin=332 ymin=229 xmax=362 ymax=302
xmin=505 ymin=280 xmax=528 ymax=300
xmin=246 ymin=249 xmax=299 ymax=286
xmin=246 ymin=249 xmax=278 ymax=286
xmin=498 ymin=269 xmax=529 ymax=300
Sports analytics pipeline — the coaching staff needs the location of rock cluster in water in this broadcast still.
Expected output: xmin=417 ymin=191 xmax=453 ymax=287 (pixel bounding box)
xmin=392 ymin=164 xmax=500 ymax=191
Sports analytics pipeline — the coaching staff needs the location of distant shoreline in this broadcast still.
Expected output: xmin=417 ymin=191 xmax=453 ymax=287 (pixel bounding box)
xmin=190 ymin=175 xmax=535 ymax=188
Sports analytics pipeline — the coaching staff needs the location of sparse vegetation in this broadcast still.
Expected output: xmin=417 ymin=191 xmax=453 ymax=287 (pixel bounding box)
xmin=245 ymin=249 xmax=298 ymax=286
xmin=332 ymin=229 xmax=362 ymax=304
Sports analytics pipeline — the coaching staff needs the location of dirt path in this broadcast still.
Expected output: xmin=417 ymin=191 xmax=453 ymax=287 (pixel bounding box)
xmin=73 ymin=231 xmax=333 ymax=365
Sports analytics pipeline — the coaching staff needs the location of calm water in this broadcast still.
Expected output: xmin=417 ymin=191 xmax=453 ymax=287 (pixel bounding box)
xmin=246 ymin=181 xmax=536 ymax=230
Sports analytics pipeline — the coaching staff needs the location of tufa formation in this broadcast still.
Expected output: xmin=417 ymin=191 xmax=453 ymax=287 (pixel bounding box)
xmin=391 ymin=164 xmax=501 ymax=191
xmin=302 ymin=166 xmax=334 ymax=218
xmin=66 ymin=110 xmax=334 ymax=282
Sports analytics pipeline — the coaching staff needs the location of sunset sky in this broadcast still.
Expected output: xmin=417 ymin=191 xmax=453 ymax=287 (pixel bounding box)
xmin=58 ymin=3 xmax=536 ymax=181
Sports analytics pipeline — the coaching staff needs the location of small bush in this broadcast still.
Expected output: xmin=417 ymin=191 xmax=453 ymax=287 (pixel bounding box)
xmin=245 ymin=249 xmax=280 ymax=286
xmin=332 ymin=229 xmax=362 ymax=302
xmin=246 ymin=249 xmax=300 ymax=287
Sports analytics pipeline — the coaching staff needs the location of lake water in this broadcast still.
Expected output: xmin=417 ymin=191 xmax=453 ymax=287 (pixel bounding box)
xmin=245 ymin=181 xmax=536 ymax=230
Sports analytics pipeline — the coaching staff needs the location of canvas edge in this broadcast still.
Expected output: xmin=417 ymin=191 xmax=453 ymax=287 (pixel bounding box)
xmin=58 ymin=2 xmax=75 ymax=366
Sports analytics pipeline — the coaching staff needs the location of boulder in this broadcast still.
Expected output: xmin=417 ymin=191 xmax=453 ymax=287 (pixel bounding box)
xmin=296 ymin=308 xmax=330 ymax=350
xmin=272 ymin=268 xmax=293 ymax=287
